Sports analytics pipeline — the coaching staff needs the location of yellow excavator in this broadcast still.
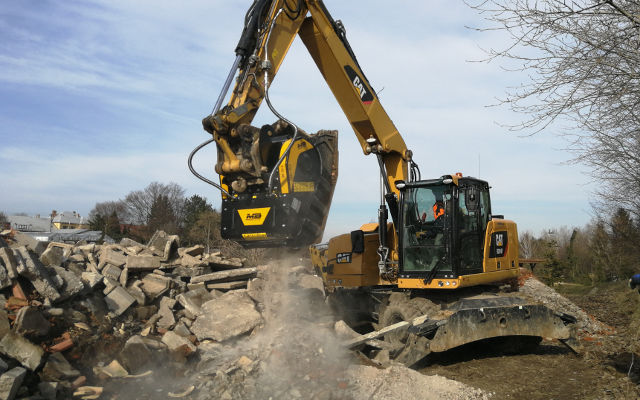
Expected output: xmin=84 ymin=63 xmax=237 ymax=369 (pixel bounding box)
xmin=191 ymin=0 xmax=576 ymax=365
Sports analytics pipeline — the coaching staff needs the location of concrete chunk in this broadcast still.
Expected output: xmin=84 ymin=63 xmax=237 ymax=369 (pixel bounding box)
xmin=119 ymin=238 xmax=143 ymax=248
xmin=191 ymin=291 xmax=262 ymax=342
xmin=102 ymin=264 xmax=122 ymax=281
xmin=205 ymin=254 xmax=244 ymax=270
xmin=13 ymin=306 xmax=50 ymax=337
xmin=81 ymin=272 xmax=103 ymax=289
xmin=104 ymin=286 xmax=136 ymax=317
xmin=175 ymin=288 xmax=213 ymax=316
xmin=0 ymin=249 xmax=17 ymax=280
xmin=0 ymin=367 xmax=26 ymax=400
xmin=117 ymin=335 xmax=151 ymax=373
xmin=13 ymin=247 xmax=61 ymax=302
xmin=0 ymin=266 xmax=10 ymax=291
xmin=189 ymin=267 xmax=257 ymax=284
xmin=126 ymin=254 xmax=161 ymax=270
xmin=162 ymin=331 xmax=196 ymax=361
xmin=99 ymin=247 xmax=126 ymax=268
xmin=39 ymin=247 xmax=64 ymax=267
xmin=52 ymin=266 xmax=85 ymax=302
xmin=140 ymin=274 xmax=170 ymax=300
xmin=13 ymin=232 xmax=48 ymax=255
xmin=147 ymin=231 xmax=179 ymax=261
xmin=0 ymin=311 xmax=9 ymax=341
xmin=0 ymin=332 xmax=44 ymax=370
xmin=182 ymin=245 xmax=204 ymax=257
xmin=41 ymin=352 xmax=80 ymax=382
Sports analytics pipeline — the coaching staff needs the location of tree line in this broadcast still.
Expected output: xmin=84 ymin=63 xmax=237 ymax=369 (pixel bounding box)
xmin=88 ymin=182 xmax=222 ymax=252
xmin=520 ymin=208 xmax=640 ymax=285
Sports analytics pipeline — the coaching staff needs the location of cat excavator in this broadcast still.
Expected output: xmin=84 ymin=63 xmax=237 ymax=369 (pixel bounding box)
xmin=192 ymin=0 xmax=577 ymax=364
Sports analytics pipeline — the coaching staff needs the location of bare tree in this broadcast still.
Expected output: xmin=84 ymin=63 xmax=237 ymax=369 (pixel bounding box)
xmin=468 ymin=0 xmax=640 ymax=217
xmin=123 ymin=182 xmax=186 ymax=226
xmin=89 ymin=201 xmax=130 ymax=223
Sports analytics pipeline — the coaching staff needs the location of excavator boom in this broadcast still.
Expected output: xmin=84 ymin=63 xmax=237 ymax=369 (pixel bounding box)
xmin=196 ymin=0 xmax=414 ymax=248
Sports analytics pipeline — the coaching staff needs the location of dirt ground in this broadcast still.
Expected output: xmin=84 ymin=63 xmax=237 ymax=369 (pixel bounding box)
xmin=418 ymin=280 xmax=640 ymax=400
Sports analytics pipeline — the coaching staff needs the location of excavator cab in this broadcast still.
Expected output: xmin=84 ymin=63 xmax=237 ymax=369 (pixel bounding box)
xmin=398 ymin=177 xmax=490 ymax=282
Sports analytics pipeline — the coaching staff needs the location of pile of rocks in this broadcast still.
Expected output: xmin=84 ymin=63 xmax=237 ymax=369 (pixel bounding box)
xmin=0 ymin=230 xmax=491 ymax=400
xmin=0 ymin=230 xmax=262 ymax=399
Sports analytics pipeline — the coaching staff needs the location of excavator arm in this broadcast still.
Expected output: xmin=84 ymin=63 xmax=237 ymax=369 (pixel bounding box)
xmin=196 ymin=0 xmax=416 ymax=248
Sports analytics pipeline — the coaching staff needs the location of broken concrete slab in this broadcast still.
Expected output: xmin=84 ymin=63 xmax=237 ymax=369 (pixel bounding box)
xmin=182 ymin=245 xmax=204 ymax=257
xmin=162 ymin=331 xmax=196 ymax=361
xmin=99 ymin=247 xmax=126 ymax=268
xmin=180 ymin=254 xmax=206 ymax=268
xmin=13 ymin=247 xmax=61 ymax=302
xmin=41 ymin=352 xmax=80 ymax=382
xmin=101 ymin=264 xmax=122 ymax=281
xmin=0 ymin=367 xmax=26 ymax=400
xmin=126 ymin=254 xmax=161 ymax=271
xmin=147 ymin=231 xmax=179 ymax=261
xmin=80 ymin=272 xmax=103 ymax=290
xmin=0 ymin=332 xmax=44 ymax=370
xmin=13 ymin=232 xmax=48 ymax=256
xmin=140 ymin=274 xmax=170 ymax=300
xmin=52 ymin=266 xmax=85 ymax=301
xmin=0 ymin=249 xmax=17 ymax=280
xmin=13 ymin=306 xmax=50 ymax=337
xmin=0 ymin=311 xmax=9 ymax=341
xmin=189 ymin=267 xmax=257 ymax=284
xmin=0 ymin=266 xmax=10 ymax=291
xmin=119 ymin=238 xmax=143 ymax=248
xmin=206 ymin=281 xmax=248 ymax=291
xmin=104 ymin=286 xmax=136 ymax=317
xmin=191 ymin=291 xmax=262 ymax=342
xmin=176 ymin=288 xmax=213 ymax=316
xmin=117 ymin=335 xmax=152 ymax=373
xmin=39 ymin=247 xmax=64 ymax=267
xmin=156 ymin=297 xmax=176 ymax=330
xmin=205 ymin=254 xmax=244 ymax=270
xmin=173 ymin=265 xmax=211 ymax=278
xmin=102 ymin=277 xmax=120 ymax=295
xmin=126 ymin=282 xmax=146 ymax=306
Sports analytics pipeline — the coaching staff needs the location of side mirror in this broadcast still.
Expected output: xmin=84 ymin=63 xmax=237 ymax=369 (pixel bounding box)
xmin=350 ymin=230 xmax=364 ymax=254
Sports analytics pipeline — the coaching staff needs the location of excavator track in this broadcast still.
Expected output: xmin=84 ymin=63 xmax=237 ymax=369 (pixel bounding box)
xmin=330 ymin=285 xmax=577 ymax=367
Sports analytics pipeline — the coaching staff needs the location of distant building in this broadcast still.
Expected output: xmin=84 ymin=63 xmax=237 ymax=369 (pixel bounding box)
xmin=28 ymin=229 xmax=114 ymax=244
xmin=6 ymin=215 xmax=52 ymax=232
xmin=52 ymin=211 xmax=89 ymax=230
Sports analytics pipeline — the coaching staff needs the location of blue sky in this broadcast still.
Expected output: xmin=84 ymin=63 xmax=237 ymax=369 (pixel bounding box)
xmin=0 ymin=0 xmax=595 ymax=238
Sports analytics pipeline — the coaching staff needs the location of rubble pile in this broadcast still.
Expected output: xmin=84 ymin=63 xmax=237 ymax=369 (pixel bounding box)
xmin=0 ymin=230 xmax=489 ymax=399
xmin=0 ymin=230 xmax=259 ymax=399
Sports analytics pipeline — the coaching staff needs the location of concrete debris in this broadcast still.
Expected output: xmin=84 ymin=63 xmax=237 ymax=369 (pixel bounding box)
xmin=105 ymin=286 xmax=136 ymax=317
xmin=39 ymin=247 xmax=64 ymax=267
xmin=147 ymin=230 xmax=179 ymax=261
xmin=0 ymin=249 xmax=18 ymax=280
xmin=189 ymin=267 xmax=257 ymax=284
xmin=0 ymin=367 xmax=26 ymax=400
xmin=176 ymin=287 xmax=213 ymax=316
xmin=13 ymin=247 xmax=61 ymax=302
xmin=13 ymin=306 xmax=50 ymax=337
xmin=0 ymin=332 xmax=44 ymax=371
xmin=161 ymin=331 xmax=196 ymax=361
xmin=118 ymin=335 xmax=152 ymax=373
xmin=191 ymin=291 xmax=262 ymax=342
xmin=40 ymin=352 xmax=80 ymax=382
xmin=126 ymin=254 xmax=161 ymax=271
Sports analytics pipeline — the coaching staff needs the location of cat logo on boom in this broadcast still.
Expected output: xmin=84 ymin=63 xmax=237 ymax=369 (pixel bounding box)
xmin=237 ymin=207 xmax=270 ymax=226
xmin=344 ymin=66 xmax=374 ymax=104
